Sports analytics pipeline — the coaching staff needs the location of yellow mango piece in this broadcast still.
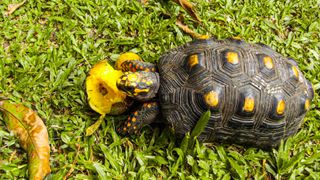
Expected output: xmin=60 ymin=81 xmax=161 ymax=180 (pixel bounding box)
xmin=86 ymin=60 xmax=126 ymax=115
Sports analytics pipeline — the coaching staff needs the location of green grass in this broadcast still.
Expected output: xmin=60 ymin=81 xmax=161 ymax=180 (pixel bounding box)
xmin=0 ymin=0 xmax=319 ymax=179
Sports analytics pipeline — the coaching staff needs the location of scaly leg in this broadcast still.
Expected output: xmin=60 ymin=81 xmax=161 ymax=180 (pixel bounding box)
xmin=117 ymin=101 xmax=160 ymax=135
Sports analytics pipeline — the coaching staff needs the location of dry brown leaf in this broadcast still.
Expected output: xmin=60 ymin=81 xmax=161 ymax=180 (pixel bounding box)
xmin=138 ymin=0 xmax=148 ymax=5
xmin=173 ymin=0 xmax=202 ymax=22
xmin=0 ymin=100 xmax=51 ymax=180
xmin=176 ymin=19 xmax=209 ymax=39
xmin=5 ymin=0 xmax=27 ymax=16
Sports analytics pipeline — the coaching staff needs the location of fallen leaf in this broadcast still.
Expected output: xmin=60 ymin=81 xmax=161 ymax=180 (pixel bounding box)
xmin=5 ymin=0 xmax=27 ymax=16
xmin=86 ymin=114 xmax=105 ymax=136
xmin=138 ymin=0 xmax=148 ymax=5
xmin=176 ymin=19 xmax=209 ymax=39
xmin=0 ymin=100 xmax=51 ymax=180
xmin=173 ymin=0 xmax=202 ymax=22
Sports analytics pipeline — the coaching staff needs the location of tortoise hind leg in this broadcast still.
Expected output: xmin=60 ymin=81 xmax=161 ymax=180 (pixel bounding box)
xmin=117 ymin=101 xmax=160 ymax=135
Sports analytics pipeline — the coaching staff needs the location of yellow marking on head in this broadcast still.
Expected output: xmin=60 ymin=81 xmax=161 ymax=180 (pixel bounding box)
xmin=243 ymin=97 xmax=255 ymax=112
xmin=292 ymin=66 xmax=299 ymax=78
xmin=151 ymin=68 xmax=155 ymax=72
xmin=146 ymin=81 xmax=153 ymax=86
xmin=134 ymin=88 xmax=149 ymax=93
xmin=145 ymin=68 xmax=150 ymax=72
xmin=134 ymin=111 xmax=138 ymax=115
xmin=133 ymin=126 xmax=137 ymax=130
xmin=115 ymin=52 xmax=142 ymax=70
xmin=188 ymin=54 xmax=199 ymax=68
xmin=121 ymin=76 xmax=128 ymax=81
xmin=226 ymin=52 xmax=239 ymax=65
xmin=276 ymin=100 xmax=285 ymax=115
xmin=263 ymin=56 xmax=274 ymax=69
xmin=132 ymin=117 xmax=137 ymax=122
xmin=127 ymin=74 xmax=138 ymax=82
xmin=127 ymin=122 xmax=131 ymax=127
xmin=305 ymin=99 xmax=310 ymax=111
xmin=204 ymin=91 xmax=219 ymax=107
xmin=123 ymin=127 xmax=127 ymax=131
xmin=147 ymin=104 xmax=152 ymax=108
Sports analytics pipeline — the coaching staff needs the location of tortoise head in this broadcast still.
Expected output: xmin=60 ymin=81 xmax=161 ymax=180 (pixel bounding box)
xmin=115 ymin=52 xmax=160 ymax=102
xmin=117 ymin=71 xmax=160 ymax=101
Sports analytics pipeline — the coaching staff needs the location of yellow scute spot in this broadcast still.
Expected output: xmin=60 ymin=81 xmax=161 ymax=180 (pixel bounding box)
xmin=115 ymin=52 xmax=142 ymax=70
xmin=204 ymin=91 xmax=219 ymax=107
xmin=86 ymin=60 xmax=126 ymax=115
xmin=292 ymin=66 xmax=299 ymax=78
xmin=305 ymin=99 xmax=310 ymax=111
xmin=188 ymin=54 xmax=199 ymax=68
xmin=263 ymin=56 xmax=274 ymax=69
xmin=226 ymin=52 xmax=239 ymax=65
xmin=276 ymin=100 xmax=286 ymax=115
xmin=243 ymin=97 xmax=255 ymax=112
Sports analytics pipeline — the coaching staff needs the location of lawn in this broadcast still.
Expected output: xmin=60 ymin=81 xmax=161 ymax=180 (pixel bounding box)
xmin=0 ymin=0 xmax=319 ymax=179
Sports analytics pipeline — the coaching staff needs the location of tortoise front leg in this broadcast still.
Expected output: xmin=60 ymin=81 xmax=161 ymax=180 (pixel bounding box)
xmin=117 ymin=101 xmax=160 ymax=135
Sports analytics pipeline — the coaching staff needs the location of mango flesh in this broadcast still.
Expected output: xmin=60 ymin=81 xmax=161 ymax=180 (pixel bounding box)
xmin=86 ymin=60 xmax=127 ymax=115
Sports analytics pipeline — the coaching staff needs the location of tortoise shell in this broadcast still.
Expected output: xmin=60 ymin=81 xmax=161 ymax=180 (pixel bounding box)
xmin=157 ymin=38 xmax=314 ymax=148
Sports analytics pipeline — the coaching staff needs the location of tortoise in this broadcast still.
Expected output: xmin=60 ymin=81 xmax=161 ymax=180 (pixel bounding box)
xmin=103 ymin=37 xmax=314 ymax=148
